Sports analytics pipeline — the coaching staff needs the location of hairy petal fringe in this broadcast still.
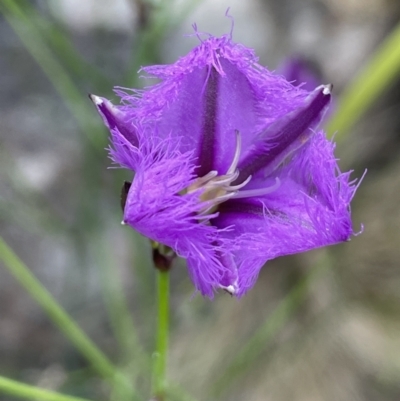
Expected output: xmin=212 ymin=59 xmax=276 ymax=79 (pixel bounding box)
xmin=91 ymin=30 xmax=362 ymax=298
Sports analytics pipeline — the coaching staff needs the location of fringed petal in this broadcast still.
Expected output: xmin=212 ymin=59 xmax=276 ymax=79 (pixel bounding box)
xmin=91 ymin=27 xmax=362 ymax=298
xmin=113 ymin=35 xmax=311 ymax=173
xmin=213 ymin=131 xmax=359 ymax=296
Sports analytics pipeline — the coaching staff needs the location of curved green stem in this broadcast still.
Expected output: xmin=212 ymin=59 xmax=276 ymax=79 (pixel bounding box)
xmin=152 ymin=270 xmax=170 ymax=399
xmin=211 ymin=251 xmax=332 ymax=397
xmin=0 ymin=375 xmax=92 ymax=401
xmin=327 ymin=20 xmax=400 ymax=139
xmin=0 ymin=237 xmax=117 ymax=381
xmin=0 ymin=0 xmax=104 ymax=151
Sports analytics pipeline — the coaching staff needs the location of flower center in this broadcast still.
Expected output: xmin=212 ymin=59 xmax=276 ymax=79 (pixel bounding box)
xmin=186 ymin=130 xmax=280 ymax=216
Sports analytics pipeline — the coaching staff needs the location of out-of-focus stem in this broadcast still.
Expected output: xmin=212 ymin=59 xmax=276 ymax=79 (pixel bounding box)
xmin=0 ymin=375 xmax=92 ymax=401
xmin=0 ymin=0 xmax=104 ymax=151
xmin=211 ymin=251 xmax=332 ymax=397
xmin=0 ymin=237 xmax=134 ymax=397
xmin=327 ymin=20 xmax=400 ymax=139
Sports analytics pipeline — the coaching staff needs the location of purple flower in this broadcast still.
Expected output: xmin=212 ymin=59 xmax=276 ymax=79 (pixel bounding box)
xmin=91 ymin=31 xmax=360 ymax=298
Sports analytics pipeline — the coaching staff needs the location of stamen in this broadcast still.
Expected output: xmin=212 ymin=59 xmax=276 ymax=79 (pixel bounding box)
xmin=232 ymin=178 xmax=281 ymax=199
xmin=185 ymin=130 xmax=280 ymax=216
xmin=226 ymin=130 xmax=241 ymax=175
xmin=213 ymin=192 xmax=237 ymax=204
xmin=195 ymin=170 xmax=218 ymax=186
xmin=206 ymin=172 xmax=239 ymax=187
xmin=228 ymin=175 xmax=252 ymax=191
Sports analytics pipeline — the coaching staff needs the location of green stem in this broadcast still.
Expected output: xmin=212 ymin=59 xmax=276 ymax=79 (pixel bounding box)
xmin=0 ymin=375 xmax=92 ymax=401
xmin=0 ymin=0 xmax=104 ymax=151
xmin=327 ymin=20 xmax=400 ymax=139
xmin=95 ymin=233 xmax=144 ymax=363
xmin=0 ymin=237 xmax=118 ymax=382
xmin=211 ymin=251 xmax=331 ymax=397
xmin=152 ymin=269 xmax=170 ymax=399
xmin=94 ymin=233 xmax=149 ymax=401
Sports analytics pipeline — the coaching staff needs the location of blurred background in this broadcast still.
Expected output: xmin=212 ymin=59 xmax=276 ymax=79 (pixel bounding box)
xmin=0 ymin=0 xmax=400 ymax=400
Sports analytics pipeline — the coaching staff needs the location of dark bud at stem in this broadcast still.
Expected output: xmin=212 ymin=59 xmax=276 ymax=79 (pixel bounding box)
xmin=151 ymin=241 xmax=176 ymax=272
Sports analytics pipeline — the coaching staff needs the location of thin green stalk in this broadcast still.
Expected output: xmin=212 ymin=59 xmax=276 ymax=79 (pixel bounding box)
xmin=8 ymin=0 xmax=110 ymax=90
xmin=0 ymin=0 xmax=104 ymax=151
xmin=327 ymin=20 xmax=400 ymax=139
xmin=0 ymin=375 xmax=93 ymax=401
xmin=95 ymin=233 xmax=143 ymax=362
xmin=94 ymin=232 xmax=150 ymax=401
xmin=152 ymin=270 xmax=170 ymax=399
xmin=210 ymin=251 xmax=331 ymax=397
xmin=0 ymin=237 xmax=118 ymax=382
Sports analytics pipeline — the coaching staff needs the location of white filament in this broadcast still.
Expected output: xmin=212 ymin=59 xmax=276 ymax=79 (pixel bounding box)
xmin=186 ymin=130 xmax=280 ymax=213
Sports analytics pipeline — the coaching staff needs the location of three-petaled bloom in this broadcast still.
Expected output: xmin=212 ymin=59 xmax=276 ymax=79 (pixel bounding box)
xmin=91 ymin=30 xmax=360 ymax=298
